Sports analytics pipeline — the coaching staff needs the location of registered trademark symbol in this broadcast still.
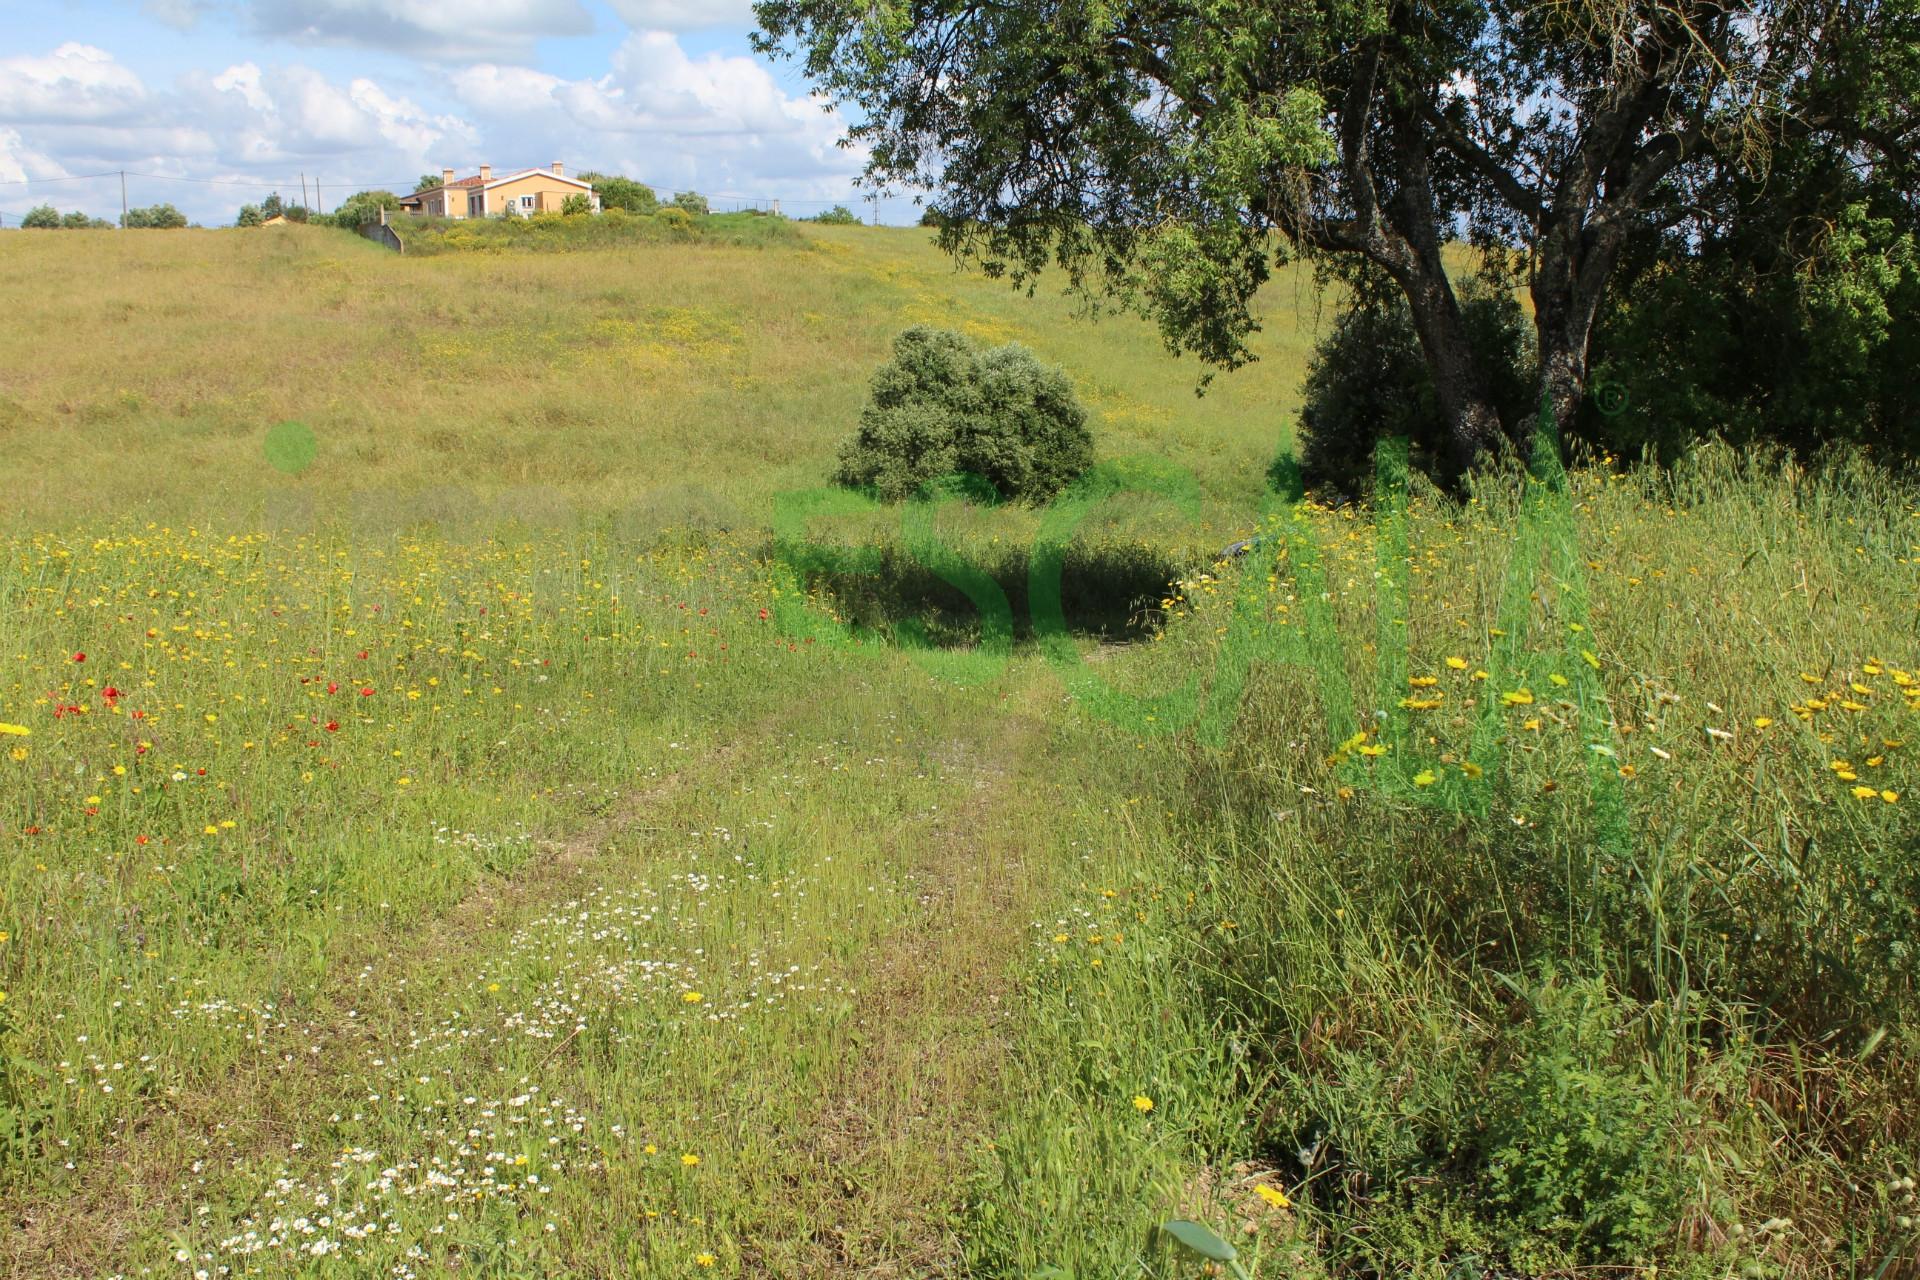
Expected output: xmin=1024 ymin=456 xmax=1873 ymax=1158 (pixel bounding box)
xmin=1591 ymin=379 xmax=1629 ymax=417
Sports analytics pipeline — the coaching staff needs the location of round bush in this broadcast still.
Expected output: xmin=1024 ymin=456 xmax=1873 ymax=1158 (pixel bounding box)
xmin=836 ymin=326 xmax=1094 ymax=504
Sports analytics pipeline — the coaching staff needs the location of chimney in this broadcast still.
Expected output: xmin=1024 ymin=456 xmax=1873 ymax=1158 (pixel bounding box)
xmin=552 ymin=161 xmax=564 ymax=178
xmin=479 ymin=164 xmax=491 ymax=183
xmin=441 ymin=167 xmax=454 ymax=187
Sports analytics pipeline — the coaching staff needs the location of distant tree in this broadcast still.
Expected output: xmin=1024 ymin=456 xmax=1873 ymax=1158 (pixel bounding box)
xmin=21 ymin=205 xmax=60 ymax=229
xmin=236 ymin=204 xmax=263 ymax=227
xmin=282 ymin=204 xmax=310 ymax=224
xmin=326 ymin=190 xmax=401 ymax=227
xmin=60 ymin=210 xmax=109 ymax=229
xmin=415 ymin=174 xmax=442 ymax=192
xmin=579 ymin=172 xmax=657 ymax=214
xmin=669 ymin=191 xmax=710 ymax=216
xmin=560 ymin=192 xmax=593 ymax=216
xmin=261 ymin=192 xmax=285 ymax=219
xmin=122 ymin=203 xmax=188 ymax=229
xmin=811 ymin=204 xmax=861 ymax=225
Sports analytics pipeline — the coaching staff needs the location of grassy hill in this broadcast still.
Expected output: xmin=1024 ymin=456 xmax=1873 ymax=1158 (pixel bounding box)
xmin=0 ymin=222 xmax=1915 ymax=1280
xmin=0 ymin=221 xmax=1322 ymax=534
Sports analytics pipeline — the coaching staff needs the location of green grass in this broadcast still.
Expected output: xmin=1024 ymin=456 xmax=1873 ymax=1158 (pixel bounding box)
xmin=393 ymin=208 xmax=806 ymax=256
xmin=0 ymin=222 xmax=1915 ymax=1279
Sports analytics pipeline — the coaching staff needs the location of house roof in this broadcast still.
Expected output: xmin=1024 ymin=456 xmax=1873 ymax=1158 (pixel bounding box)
xmin=399 ymin=176 xmax=484 ymax=204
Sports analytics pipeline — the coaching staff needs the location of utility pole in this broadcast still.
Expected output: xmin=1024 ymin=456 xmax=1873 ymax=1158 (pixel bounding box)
xmin=300 ymin=173 xmax=309 ymax=215
xmin=120 ymin=170 xmax=127 ymax=228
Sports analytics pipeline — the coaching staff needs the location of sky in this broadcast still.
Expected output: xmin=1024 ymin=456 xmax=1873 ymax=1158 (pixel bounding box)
xmin=0 ymin=0 xmax=922 ymax=226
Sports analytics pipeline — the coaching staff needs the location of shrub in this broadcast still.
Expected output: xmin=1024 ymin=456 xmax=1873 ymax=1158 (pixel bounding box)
xmin=811 ymin=204 xmax=861 ymax=225
xmin=580 ymin=173 xmax=657 ymax=215
xmin=560 ymin=192 xmax=592 ymax=216
xmin=1476 ymin=973 xmax=1695 ymax=1266
xmin=236 ymin=204 xmax=263 ymax=227
xmin=1295 ymin=274 xmax=1532 ymax=494
xmin=20 ymin=205 xmax=59 ymax=229
xmin=121 ymin=204 xmax=189 ymax=229
xmin=669 ymin=191 xmax=710 ymax=216
xmin=836 ymin=326 xmax=1094 ymax=504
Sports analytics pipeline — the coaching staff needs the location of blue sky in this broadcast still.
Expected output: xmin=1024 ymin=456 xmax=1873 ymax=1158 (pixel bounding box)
xmin=0 ymin=1 xmax=921 ymax=225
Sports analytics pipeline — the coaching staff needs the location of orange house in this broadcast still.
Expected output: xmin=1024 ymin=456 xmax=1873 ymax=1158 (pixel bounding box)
xmin=397 ymin=163 xmax=601 ymax=219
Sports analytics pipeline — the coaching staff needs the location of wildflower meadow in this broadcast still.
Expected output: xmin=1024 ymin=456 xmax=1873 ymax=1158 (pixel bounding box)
xmin=0 ymin=220 xmax=1915 ymax=1280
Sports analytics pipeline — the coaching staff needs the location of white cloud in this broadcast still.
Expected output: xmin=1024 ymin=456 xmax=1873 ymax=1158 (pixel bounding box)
xmin=605 ymin=0 xmax=758 ymax=32
xmin=0 ymin=128 xmax=68 ymax=186
xmin=0 ymin=27 xmax=884 ymax=227
xmin=249 ymin=0 xmax=592 ymax=59
xmin=0 ymin=43 xmax=148 ymax=125
xmin=449 ymin=31 xmax=860 ymax=198
xmin=0 ymin=44 xmax=472 ymax=223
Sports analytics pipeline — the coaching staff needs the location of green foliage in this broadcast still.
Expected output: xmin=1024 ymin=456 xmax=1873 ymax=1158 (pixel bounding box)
xmin=670 ymin=191 xmax=710 ymax=216
xmin=414 ymin=174 xmax=440 ymax=193
xmin=811 ymin=204 xmax=861 ymax=225
xmin=835 ymin=326 xmax=1094 ymax=504
xmin=579 ymin=172 xmax=657 ymax=214
xmin=121 ymin=204 xmax=188 ymax=230
xmin=755 ymin=0 xmax=1917 ymax=474
xmin=261 ymin=192 xmax=285 ymax=219
xmin=394 ymin=209 xmax=802 ymax=256
xmin=20 ymin=206 xmax=108 ymax=230
xmin=1476 ymin=973 xmax=1693 ymax=1264
xmin=235 ymin=204 xmax=263 ymax=228
xmin=1588 ymin=138 xmax=1920 ymax=466
xmin=325 ymin=190 xmax=402 ymax=228
xmin=1296 ymin=275 xmax=1532 ymax=494
xmin=559 ymin=192 xmax=593 ymax=217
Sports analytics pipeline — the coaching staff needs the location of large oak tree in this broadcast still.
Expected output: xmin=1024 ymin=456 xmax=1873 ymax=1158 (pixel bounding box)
xmin=754 ymin=0 xmax=1910 ymax=474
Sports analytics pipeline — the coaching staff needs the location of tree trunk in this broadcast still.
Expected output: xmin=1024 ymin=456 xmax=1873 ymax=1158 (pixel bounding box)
xmin=1396 ymin=260 xmax=1509 ymax=479
xmin=1531 ymin=225 xmax=1626 ymax=454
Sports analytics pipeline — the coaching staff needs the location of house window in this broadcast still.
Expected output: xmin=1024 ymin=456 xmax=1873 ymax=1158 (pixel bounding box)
xmin=521 ymin=195 xmax=536 ymax=210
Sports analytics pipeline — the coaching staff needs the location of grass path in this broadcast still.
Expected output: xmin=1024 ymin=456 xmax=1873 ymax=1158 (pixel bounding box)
xmin=6 ymin=653 xmax=1085 ymax=1278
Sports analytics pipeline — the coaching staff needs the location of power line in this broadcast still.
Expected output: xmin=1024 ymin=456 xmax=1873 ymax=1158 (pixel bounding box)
xmin=0 ymin=170 xmax=125 ymax=186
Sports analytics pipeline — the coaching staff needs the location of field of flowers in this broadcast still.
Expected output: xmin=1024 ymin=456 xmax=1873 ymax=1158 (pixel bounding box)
xmin=1 ymin=225 xmax=1916 ymax=1278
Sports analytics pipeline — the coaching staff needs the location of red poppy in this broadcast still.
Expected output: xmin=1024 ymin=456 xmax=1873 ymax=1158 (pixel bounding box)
xmin=102 ymin=687 xmax=120 ymax=701
xmin=136 ymin=835 xmax=150 ymax=845
xmin=325 ymin=721 xmax=339 ymax=733
xmin=327 ymin=682 xmax=339 ymax=695
xmin=357 ymin=650 xmax=369 ymax=661
xmin=758 ymin=608 xmax=770 ymax=621
xmin=359 ymin=687 xmax=375 ymax=697
xmin=72 ymin=652 xmax=86 ymax=664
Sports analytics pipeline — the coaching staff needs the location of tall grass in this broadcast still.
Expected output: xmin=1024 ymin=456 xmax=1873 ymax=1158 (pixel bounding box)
xmin=973 ymin=443 xmax=1920 ymax=1279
